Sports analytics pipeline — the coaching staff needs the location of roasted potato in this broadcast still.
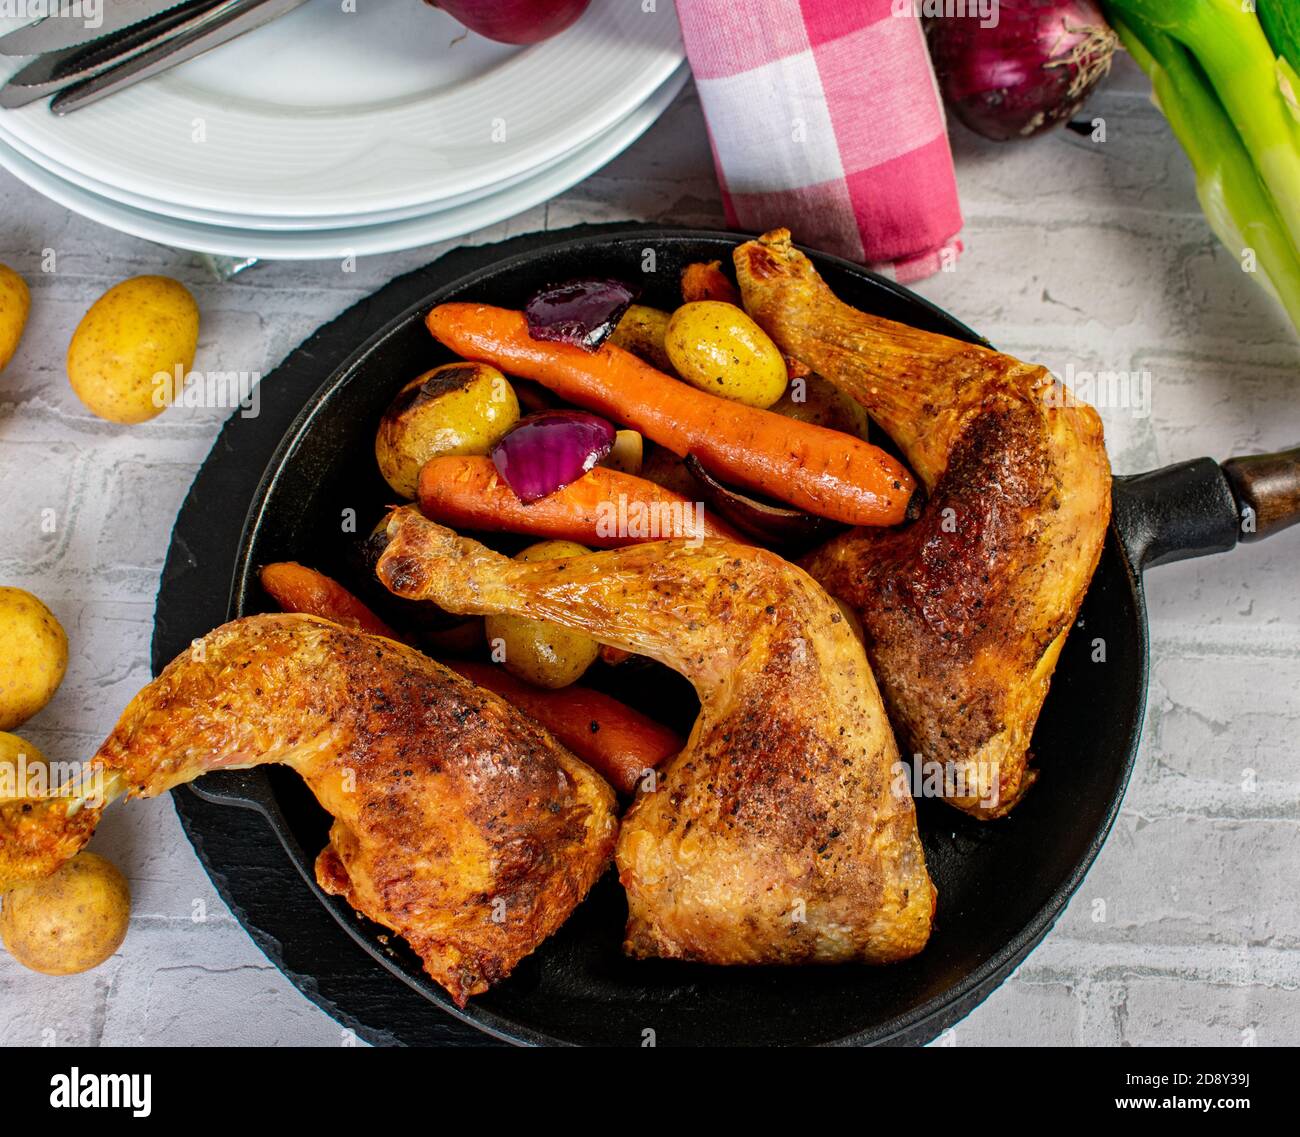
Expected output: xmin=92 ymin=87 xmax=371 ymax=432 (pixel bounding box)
xmin=664 ymin=300 xmax=787 ymax=409
xmin=0 ymin=263 xmax=30 ymax=374
xmin=0 ymin=588 xmax=67 ymax=731
xmin=66 ymin=275 xmax=199 ymax=424
xmin=772 ymin=374 xmax=871 ymax=440
xmin=609 ymin=304 xmax=675 ymax=373
xmin=0 ymin=852 xmax=130 ymax=976
xmin=0 ymin=732 xmax=49 ymax=800
xmin=485 ymin=540 xmax=600 ymax=688
xmin=376 ymin=361 xmax=519 ymax=499
xmin=602 ymin=429 xmax=643 ymax=476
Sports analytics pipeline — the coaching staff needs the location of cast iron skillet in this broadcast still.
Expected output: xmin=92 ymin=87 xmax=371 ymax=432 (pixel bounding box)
xmin=154 ymin=226 xmax=1299 ymax=1047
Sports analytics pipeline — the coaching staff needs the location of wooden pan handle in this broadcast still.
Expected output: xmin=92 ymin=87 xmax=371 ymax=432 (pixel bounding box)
xmin=1221 ymin=446 xmax=1300 ymax=542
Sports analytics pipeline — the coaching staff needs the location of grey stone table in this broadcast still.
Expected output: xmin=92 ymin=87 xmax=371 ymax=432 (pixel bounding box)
xmin=1 ymin=62 xmax=1297 ymax=1047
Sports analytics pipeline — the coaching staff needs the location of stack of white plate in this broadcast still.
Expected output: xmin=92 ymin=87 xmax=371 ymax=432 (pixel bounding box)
xmin=0 ymin=0 xmax=686 ymax=258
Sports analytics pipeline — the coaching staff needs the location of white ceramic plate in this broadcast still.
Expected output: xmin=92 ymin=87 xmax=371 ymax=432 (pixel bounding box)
xmin=0 ymin=64 xmax=688 ymax=259
xmin=0 ymin=0 xmax=683 ymax=219
xmin=0 ymin=113 xmax=595 ymax=231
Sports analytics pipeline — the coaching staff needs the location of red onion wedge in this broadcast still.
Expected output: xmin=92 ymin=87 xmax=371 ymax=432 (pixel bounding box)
xmin=684 ymin=455 xmax=840 ymax=551
xmin=925 ymin=0 xmax=1117 ymax=142
xmin=490 ymin=411 xmax=616 ymax=502
xmin=524 ymin=278 xmax=640 ymax=352
xmin=426 ymin=0 xmax=592 ymax=45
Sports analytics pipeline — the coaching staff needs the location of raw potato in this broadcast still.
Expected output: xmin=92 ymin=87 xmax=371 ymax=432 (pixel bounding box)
xmin=0 ymin=588 xmax=67 ymax=731
xmin=609 ymin=304 xmax=675 ymax=373
xmin=772 ymin=374 xmax=872 ymax=440
xmin=0 ymin=732 xmax=49 ymax=801
xmin=376 ymin=361 xmax=519 ymax=498
xmin=664 ymin=300 xmax=787 ymax=409
xmin=67 ymin=275 xmax=199 ymax=424
xmin=0 ymin=852 xmax=130 ymax=976
xmin=0 ymin=263 xmax=30 ymax=374
xmin=485 ymin=540 xmax=600 ymax=688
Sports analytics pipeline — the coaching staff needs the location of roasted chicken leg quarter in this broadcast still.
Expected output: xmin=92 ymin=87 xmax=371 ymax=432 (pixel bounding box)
xmin=0 ymin=615 xmax=617 ymax=1005
xmin=736 ymin=229 xmax=1112 ymax=819
xmin=378 ymin=508 xmax=936 ymax=966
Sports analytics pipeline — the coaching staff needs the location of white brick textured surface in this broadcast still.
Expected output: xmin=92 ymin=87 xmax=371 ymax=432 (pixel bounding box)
xmin=0 ymin=63 xmax=1297 ymax=1046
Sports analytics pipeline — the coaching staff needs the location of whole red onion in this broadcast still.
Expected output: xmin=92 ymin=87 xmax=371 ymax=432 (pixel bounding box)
xmin=925 ymin=0 xmax=1118 ymax=142
xmin=427 ymin=0 xmax=593 ymax=45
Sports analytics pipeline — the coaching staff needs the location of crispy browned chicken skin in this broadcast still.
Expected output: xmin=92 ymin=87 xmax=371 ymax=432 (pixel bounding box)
xmin=0 ymin=614 xmax=617 ymax=1005
xmin=378 ymin=508 xmax=935 ymax=966
xmin=736 ymin=229 xmax=1111 ymax=819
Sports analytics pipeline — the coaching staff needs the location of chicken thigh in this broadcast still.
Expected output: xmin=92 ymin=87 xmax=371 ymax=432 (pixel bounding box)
xmin=0 ymin=614 xmax=617 ymax=1005
xmin=378 ymin=508 xmax=935 ymax=966
xmin=736 ymin=229 xmax=1111 ymax=819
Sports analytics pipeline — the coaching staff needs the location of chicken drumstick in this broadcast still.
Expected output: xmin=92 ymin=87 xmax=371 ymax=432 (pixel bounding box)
xmin=735 ymin=229 xmax=1112 ymax=819
xmin=378 ymin=508 xmax=935 ymax=966
xmin=0 ymin=614 xmax=617 ymax=1005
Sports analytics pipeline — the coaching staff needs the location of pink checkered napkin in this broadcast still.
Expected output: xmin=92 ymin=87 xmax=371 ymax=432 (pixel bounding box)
xmin=675 ymin=0 xmax=964 ymax=283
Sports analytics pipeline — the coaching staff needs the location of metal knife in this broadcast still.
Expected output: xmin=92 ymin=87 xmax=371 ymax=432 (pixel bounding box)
xmin=0 ymin=0 xmax=222 ymax=107
xmin=0 ymin=0 xmax=201 ymax=57
xmin=49 ymin=0 xmax=309 ymax=114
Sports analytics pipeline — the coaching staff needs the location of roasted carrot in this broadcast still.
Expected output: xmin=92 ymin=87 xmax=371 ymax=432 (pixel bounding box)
xmin=423 ymin=618 xmax=485 ymax=656
xmin=599 ymin=644 xmax=633 ymax=666
xmin=445 ymin=660 xmax=680 ymax=794
xmin=417 ymin=455 xmax=745 ymax=547
xmin=259 ymin=562 xmax=407 ymax=642
xmin=425 ymin=304 xmax=914 ymax=526
xmin=681 ymin=260 xmax=741 ymax=305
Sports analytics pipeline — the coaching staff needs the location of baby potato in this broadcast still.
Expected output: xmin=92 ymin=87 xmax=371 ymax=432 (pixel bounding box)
xmin=772 ymin=374 xmax=871 ymax=440
xmin=376 ymin=361 xmax=519 ymax=499
xmin=0 ymin=852 xmax=130 ymax=976
xmin=602 ymin=429 xmax=643 ymax=476
xmin=609 ymin=304 xmax=675 ymax=373
xmin=664 ymin=300 xmax=787 ymax=409
xmin=67 ymin=275 xmax=199 ymax=424
xmin=485 ymin=540 xmax=599 ymax=689
xmin=0 ymin=588 xmax=67 ymax=731
xmin=0 ymin=732 xmax=49 ymax=801
xmin=0 ymin=263 xmax=30 ymax=374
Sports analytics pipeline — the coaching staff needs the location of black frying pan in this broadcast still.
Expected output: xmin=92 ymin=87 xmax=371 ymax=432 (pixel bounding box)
xmin=153 ymin=226 xmax=1299 ymax=1046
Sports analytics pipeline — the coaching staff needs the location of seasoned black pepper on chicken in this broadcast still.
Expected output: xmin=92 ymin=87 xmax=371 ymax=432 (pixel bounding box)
xmin=736 ymin=229 xmax=1112 ymax=818
xmin=0 ymin=614 xmax=617 ymax=1005
xmin=378 ymin=508 xmax=935 ymax=966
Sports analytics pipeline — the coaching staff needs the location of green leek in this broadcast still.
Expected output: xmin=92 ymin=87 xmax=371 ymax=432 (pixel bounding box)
xmin=1259 ymin=0 xmax=1300 ymax=73
xmin=1104 ymin=0 xmax=1300 ymax=333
